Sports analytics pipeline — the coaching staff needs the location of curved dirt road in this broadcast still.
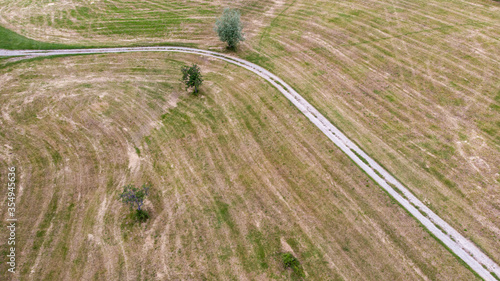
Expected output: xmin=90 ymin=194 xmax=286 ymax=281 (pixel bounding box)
xmin=1 ymin=46 xmax=499 ymax=280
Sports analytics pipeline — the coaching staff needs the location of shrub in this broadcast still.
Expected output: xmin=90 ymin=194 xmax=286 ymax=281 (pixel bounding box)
xmin=118 ymin=183 xmax=151 ymax=222
xmin=281 ymin=252 xmax=305 ymax=278
xmin=133 ymin=209 xmax=149 ymax=222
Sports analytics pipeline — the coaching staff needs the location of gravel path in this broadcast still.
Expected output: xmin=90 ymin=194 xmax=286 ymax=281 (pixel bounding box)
xmin=2 ymin=46 xmax=499 ymax=280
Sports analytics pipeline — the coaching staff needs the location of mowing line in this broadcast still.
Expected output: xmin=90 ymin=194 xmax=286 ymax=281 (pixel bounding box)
xmin=1 ymin=46 xmax=499 ymax=280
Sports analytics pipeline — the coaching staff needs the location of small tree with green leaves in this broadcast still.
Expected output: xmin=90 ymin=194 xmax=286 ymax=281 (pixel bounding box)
xmin=214 ymin=8 xmax=245 ymax=49
xmin=119 ymin=183 xmax=151 ymax=221
xmin=181 ymin=64 xmax=203 ymax=94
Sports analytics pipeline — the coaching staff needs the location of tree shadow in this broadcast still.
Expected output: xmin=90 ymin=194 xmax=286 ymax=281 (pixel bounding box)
xmin=224 ymin=45 xmax=238 ymax=52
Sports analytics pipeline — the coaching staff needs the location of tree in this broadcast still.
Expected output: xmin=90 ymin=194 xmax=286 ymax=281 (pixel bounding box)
xmin=181 ymin=64 xmax=203 ymax=94
xmin=119 ymin=183 xmax=151 ymax=221
xmin=214 ymin=8 xmax=245 ymax=49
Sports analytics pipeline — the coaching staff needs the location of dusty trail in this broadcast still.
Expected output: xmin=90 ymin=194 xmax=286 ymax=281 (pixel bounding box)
xmin=1 ymin=46 xmax=499 ymax=281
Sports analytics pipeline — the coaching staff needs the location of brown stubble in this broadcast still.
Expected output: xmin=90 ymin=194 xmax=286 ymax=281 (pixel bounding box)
xmin=238 ymin=0 xmax=500 ymax=264
xmin=0 ymin=52 xmax=481 ymax=280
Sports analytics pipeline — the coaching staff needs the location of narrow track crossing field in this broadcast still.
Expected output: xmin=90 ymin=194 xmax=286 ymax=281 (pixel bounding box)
xmin=2 ymin=46 xmax=499 ymax=280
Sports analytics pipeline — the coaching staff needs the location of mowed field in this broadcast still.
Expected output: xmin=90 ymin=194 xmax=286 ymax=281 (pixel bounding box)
xmin=0 ymin=53 xmax=481 ymax=280
xmin=4 ymin=0 xmax=499 ymax=266
xmin=0 ymin=0 xmax=281 ymax=46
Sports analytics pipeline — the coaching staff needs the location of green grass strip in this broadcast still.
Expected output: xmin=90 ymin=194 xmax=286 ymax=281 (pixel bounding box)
xmin=0 ymin=26 xmax=77 ymax=50
xmin=0 ymin=25 xmax=198 ymax=50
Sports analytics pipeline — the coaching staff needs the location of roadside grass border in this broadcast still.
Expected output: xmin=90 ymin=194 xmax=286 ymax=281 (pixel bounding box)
xmin=0 ymin=54 xmax=93 ymax=70
xmin=0 ymin=25 xmax=198 ymax=50
xmin=0 ymin=26 xmax=79 ymax=50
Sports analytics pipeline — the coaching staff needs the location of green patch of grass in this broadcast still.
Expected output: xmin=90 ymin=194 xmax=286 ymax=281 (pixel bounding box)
xmin=32 ymin=193 xmax=59 ymax=250
xmin=420 ymin=139 xmax=455 ymax=160
xmin=247 ymin=229 xmax=269 ymax=269
xmin=52 ymin=203 xmax=75 ymax=265
xmin=161 ymin=101 xmax=197 ymax=139
xmin=385 ymin=95 xmax=396 ymax=102
xmin=0 ymin=25 xmax=75 ymax=50
xmin=244 ymin=52 xmax=274 ymax=69
xmin=80 ymin=83 xmax=92 ymax=88
xmin=0 ymin=25 xmax=197 ymax=53
xmin=423 ymin=166 xmax=458 ymax=190
xmin=313 ymin=70 xmax=326 ymax=76
xmin=476 ymin=118 xmax=500 ymax=142
xmin=351 ymin=149 xmax=369 ymax=165
xmin=215 ymin=199 xmax=235 ymax=231
xmin=46 ymin=143 xmax=62 ymax=165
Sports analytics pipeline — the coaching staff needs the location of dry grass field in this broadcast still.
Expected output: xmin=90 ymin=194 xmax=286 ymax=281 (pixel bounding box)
xmin=248 ymin=0 xmax=500 ymax=265
xmin=1 ymin=0 xmax=499 ymax=278
xmin=0 ymin=53 xmax=481 ymax=280
xmin=0 ymin=0 xmax=281 ymax=47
